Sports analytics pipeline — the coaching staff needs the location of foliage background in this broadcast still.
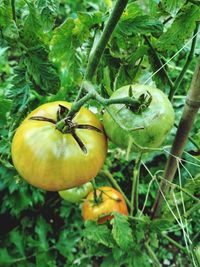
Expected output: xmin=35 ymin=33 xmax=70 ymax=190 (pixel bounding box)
xmin=0 ymin=0 xmax=200 ymax=266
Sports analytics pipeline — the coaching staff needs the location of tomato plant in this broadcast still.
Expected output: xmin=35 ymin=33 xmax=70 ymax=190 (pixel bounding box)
xmin=58 ymin=181 xmax=93 ymax=203
xmin=11 ymin=101 xmax=107 ymax=191
xmin=82 ymin=186 xmax=128 ymax=223
xmin=103 ymin=84 xmax=175 ymax=151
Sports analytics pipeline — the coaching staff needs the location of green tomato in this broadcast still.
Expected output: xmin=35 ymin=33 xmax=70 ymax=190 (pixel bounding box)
xmin=103 ymin=84 xmax=175 ymax=152
xmin=58 ymin=182 xmax=93 ymax=203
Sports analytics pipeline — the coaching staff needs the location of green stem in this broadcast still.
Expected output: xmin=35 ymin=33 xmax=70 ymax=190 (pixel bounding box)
xmin=143 ymin=35 xmax=174 ymax=90
xmin=157 ymin=176 xmax=200 ymax=203
xmin=128 ymin=215 xmax=147 ymax=223
xmin=169 ymin=23 xmax=199 ymax=101
xmin=130 ymin=153 xmax=142 ymax=216
xmin=161 ymin=233 xmax=187 ymax=253
xmin=185 ymin=202 xmax=200 ymax=217
xmin=91 ymin=180 xmax=98 ymax=204
xmin=76 ymin=0 xmax=129 ymax=100
xmin=11 ymin=0 xmax=16 ymax=21
xmin=56 ymin=91 xmax=94 ymax=130
xmin=100 ymin=170 xmax=131 ymax=208
xmin=85 ymin=0 xmax=128 ymax=81
xmin=144 ymin=243 xmax=161 ymax=267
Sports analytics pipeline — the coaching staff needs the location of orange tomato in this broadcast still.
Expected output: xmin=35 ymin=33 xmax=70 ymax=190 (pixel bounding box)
xmin=82 ymin=186 xmax=128 ymax=223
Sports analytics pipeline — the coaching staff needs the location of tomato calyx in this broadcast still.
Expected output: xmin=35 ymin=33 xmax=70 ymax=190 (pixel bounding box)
xmin=126 ymin=86 xmax=152 ymax=114
xmin=29 ymin=104 xmax=102 ymax=154
xmin=91 ymin=188 xmax=121 ymax=206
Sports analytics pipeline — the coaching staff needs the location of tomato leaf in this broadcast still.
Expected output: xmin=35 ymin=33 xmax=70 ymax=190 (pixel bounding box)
xmin=35 ymin=216 xmax=52 ymax=250
xmin=36 ymin=0 xmax=59 ymax=32
xmin=0 ymin=1 xmax=19 ymax=39
xmin=0 ymin=248 xmax=14 ymax=265
xmin=157 ymin=3 xmax=200 ymax=51
xmin=117 ymin=3 xmax=163 ymax=36
xmin=110 ymin=213 xmax=133 ymax=250
xmin=24 ymin=46 xmax=60 ymax=93
xmin=9 ymin=229 xmax=25 ymax=256
xmin=83 ymin=220 xmax=115 ymax=248
xmin=161 ymin=0 xmax=186 ymax=15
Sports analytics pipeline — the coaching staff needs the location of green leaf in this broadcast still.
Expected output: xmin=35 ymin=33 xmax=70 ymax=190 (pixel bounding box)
xmin=194 ymin=245 xmax=200 ymax=266
xmin=100 ymin=254 xmax=124 ymax=267
xmin=118 ymin=16 xmax=163 ymax=35
xmin=118 ymin=3 xmax=163 ymax=36
xmin=161 ymin=0 xmax=186 ymax=15
xmin=50 ymin=12 xmax=102 ymax=84
xmin=36 ymin=0 xmax=59 ymax=32
xmin=157 ymin=3 xmax=200 ymax=51
xmin=150 ymin=219 xmax=173 ymax=233
xmin=35 ymin=216 xmax=52 ymax=250
xmin=126 ymin=249 xmax=151 ymax=267
xmin=6 ymin=67 xmax=31 ymax=113
xmin=83 ymin=220 xmax=114 ymax=248
xmin=0 ymin=95 xmax=12 ymax=125
xmin=0 ymin=0 xmax=19 ymax=39
xmin=24 ymin=46 xmax=60 ymax=93
xmin=23 ymin=1 xmax=43 ymax=46
xmin=0 ymin=248 xmax=14 ymax=265
xmin=50 ymin=18 xmax=76 ymax=66
xmin=111 ymin=213 xmax=133 ymax=250
xmin=10 ymin=230 xmax=25 ymax=256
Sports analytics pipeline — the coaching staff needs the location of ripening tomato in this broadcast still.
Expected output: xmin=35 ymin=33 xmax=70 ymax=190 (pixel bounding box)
xmin=103 ymin=84 xmax=175 ymax=152
xmin=82 ymin=186 xmax=128 ymax=223
xmin=11 ymin=101 xmax=107 ymax=191
xmin=58 ymin=181 xmax=93 ymax=203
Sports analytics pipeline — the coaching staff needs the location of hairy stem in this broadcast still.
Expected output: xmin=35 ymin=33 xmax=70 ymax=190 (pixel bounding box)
xmin=144 ymin=243 xmax=161 ymax=267
xmin=161 ymin=233 xmax=187 ymax=253
xmin=152 ymin=56 xmax=200 ymax=219
xmin=85 ymin=0 xmax=128 ymax=81
xmin=169 ymin=23 xmax=199 ymax=101
xmin=76 ymin=0 xmax=128 ymax=100
xmin=130 ymin=153 xmax=142 ymax=216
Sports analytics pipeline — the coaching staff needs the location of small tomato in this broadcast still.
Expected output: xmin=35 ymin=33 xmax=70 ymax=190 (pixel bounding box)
xmin=82 ymin=186 xmax=128 ymax=223
xmin=58 ymin=182 xmax=93 ymax=203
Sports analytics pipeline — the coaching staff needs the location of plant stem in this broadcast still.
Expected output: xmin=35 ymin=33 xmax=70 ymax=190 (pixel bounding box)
xmin=100 ymin=170 xmax=131 ymax=208
xmin=76 ymin=0 xmax=129 ymax=100
xmin=168 ymin=23 xmax=199 ymax=101
xmin=152 ymin=56 xmax=200 ymax=219
xmin=161 ymin=233 xmax=187 ymax=253
xmin=157 ymin=176 xmax=200 ymax=203
xmin=174 ymin=123 xmax=200 ymax=151
xmin=130 ymin=153 xmax=142 ymax=216
xmin=143 ymin=35 xmax=174 ymax=90
xmin=128 ymin=215 xmax=147 ymax=223
xmin=185 ymin=202 xmax=200 ymax=217
xmin=56 ymin=91 xmax=94 ymax=130
xmin=85 ymin=0 xmax=128 ymax=81
xmin=91 ymin=180 xmax=98 ymax=204
xmin=11 ymin=0 xmax=16 ymax=21
xmin=144 ymin=242 xmax=162 ymax=267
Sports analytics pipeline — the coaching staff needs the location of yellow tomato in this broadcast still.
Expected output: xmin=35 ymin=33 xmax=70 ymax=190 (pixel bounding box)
xmin=12 ymin=101 xmax=107 ymax=191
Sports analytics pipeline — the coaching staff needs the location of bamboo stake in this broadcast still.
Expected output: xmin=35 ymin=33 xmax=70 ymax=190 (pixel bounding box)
xmin=152 ymin=56 xmax=200 ymax=219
